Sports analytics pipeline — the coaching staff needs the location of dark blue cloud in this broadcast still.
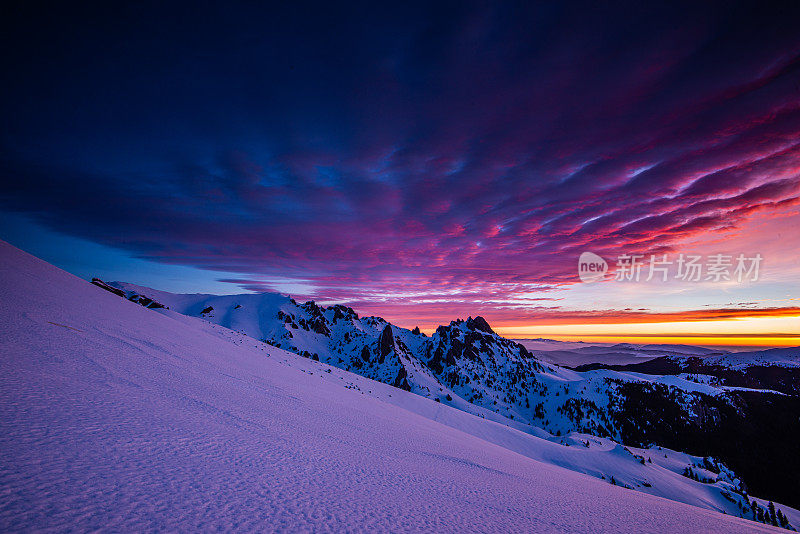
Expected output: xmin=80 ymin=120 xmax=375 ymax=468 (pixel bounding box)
xmin=1 ymin=0 xmax=800 ymax=319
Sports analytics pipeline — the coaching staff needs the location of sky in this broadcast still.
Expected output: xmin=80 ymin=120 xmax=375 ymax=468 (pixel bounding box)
xmin=1 ymin=1 xmax=799 ymax=346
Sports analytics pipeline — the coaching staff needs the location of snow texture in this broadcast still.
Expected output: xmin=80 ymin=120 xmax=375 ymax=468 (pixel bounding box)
xmin=1 ymin=241 xmax=795 ymax=532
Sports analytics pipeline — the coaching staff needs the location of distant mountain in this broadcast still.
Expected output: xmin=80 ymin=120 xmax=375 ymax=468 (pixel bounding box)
xmin=575 ymin=347 xmax=800 ymax=396
xmin=639 ymin=343 xmax=722 ymax=355
xmin=519 ymin=338 xmax=727 ymax=368
xmin=704 ymin=347 xmax=800 ymax=370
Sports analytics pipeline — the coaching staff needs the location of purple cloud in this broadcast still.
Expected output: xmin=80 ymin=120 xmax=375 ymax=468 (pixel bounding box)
xmin=1 ymin=1 xmax=800 ymax=326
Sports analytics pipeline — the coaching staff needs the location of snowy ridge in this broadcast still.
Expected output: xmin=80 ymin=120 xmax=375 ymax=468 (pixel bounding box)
xmin=105 ymin=280 xmax=780 ymax=441
xmin=2 ymin=239 xmax=796 ymax=531
xmin=701 ymin=347 xmax=800 ymax=370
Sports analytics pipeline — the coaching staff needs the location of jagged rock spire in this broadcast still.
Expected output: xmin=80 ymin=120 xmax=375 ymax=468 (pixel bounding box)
xmin=466 ymin=316 xmax=494 ymax=334
xmin=378 ymin=324 xmax=394 ymax=363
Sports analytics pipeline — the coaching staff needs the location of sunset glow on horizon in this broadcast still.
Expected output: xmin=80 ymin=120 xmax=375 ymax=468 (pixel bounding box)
xmin=497 ymin=316 xmax=800 ymax=348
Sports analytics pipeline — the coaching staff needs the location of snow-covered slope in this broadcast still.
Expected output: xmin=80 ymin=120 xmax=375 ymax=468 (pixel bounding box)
xmin=703 ymin=347 xmax=800 ymax=370
xmin=2 ymin=241 xmax=796 ymax=531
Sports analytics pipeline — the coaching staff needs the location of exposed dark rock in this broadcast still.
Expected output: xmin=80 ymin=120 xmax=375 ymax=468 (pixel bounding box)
xmin=445 ymin=341 xmax=459 ymax=366
xmin=92 ymin=279 xmax=167 ymax=309
xmin=392 ymin=367 xmax=411 ymax=391
xmin=378 ymin=325 xmax=394 ymax=363
xmin=331 ymin=304 xmax=358 ymax=321
xmin=311 ymin=319 xmax=330 ymax=335
xmin=412 ymin=326 xmax=421 ymax=336
xmin=91 ymin=278 xmax=126 ymax=298
xmin=466 ymin=316 xmax=494 ymax=334
xmin=299 ymin=300 xmax=331 ymax=336
xmin=201 ymin=306 xmax=214 ymax=315
xmin=360 ymin=345 xmax=371 ymax=362
xmin=131 ymin=295 xmax=165 ymax=309
xmin=429 ymin=347 xmax=444 ymax=374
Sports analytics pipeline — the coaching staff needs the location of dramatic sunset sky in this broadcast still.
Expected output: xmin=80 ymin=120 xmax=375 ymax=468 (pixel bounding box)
xmin=2 ymin=2 xmax=799 ymax=346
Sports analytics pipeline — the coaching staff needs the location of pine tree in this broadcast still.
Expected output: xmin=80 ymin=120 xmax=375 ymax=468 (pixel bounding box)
xmin=777 ymin=509 xmax=787 ymax=527
xmin=781 ymin=509 xmax=790 ymax=529
xmin=768 ymin=501 xmax=777 ymax=526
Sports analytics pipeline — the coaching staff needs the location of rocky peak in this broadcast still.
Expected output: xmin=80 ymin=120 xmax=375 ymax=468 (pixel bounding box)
xmin=330 ymin=304 xmax=359 ymax=322
xmin=466 ymin=316 xmax=494 ymax=334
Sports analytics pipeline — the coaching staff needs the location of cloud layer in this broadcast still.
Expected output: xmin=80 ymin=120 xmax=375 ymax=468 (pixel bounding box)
xmin=2 ymin=1 xmax=800 ymax=327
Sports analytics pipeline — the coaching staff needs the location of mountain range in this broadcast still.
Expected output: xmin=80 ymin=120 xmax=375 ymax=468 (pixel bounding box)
xmin=1 ymin=240 xmax=797 ymax=531
xmin=92 ymin=277 xmax=800 ymax=514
